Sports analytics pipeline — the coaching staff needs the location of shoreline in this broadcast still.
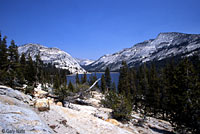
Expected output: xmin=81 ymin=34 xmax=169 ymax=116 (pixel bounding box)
xmin=67 ymin=72 xmax=119 ymax=76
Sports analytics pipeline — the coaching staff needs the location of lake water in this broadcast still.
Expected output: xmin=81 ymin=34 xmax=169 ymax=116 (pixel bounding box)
xmin=67 ymin=72 xmax=120 ymax=87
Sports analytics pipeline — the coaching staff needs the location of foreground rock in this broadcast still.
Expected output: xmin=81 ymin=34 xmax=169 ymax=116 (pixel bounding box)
xmin=39 ymin=104 xmax=132 ymax=134
xmin=0 ymin=95 xmax=53 ymax=134
xmin=34 ymin=98 xmax=50 ymax=111
xmin=0 ymin=85 xmax=32 ymax=104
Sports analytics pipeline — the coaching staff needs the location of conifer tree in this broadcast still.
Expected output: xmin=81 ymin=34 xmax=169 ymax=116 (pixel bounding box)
xmin=89 ymin=73 xmax=98 ymax=87
xmin=25 ymin=54 xmax=36 ymax=86
xmin=75 ymin=73 xmax=80 ymax=84
xmin=81 ymin=73 xmax=87 ymax=84
xmin=68 ymin=81 xmax=74 ymax=92
xmin=0 ymin=36 xmax=8 ymax=83
xmin=9 ymin=40 xmax=19 ymax=63
xmin=53 ymin=74 xmax=60 ymax=89
xmin=171 ymin=58 xmax=198 ymax=132
xmin=112 ymin=94 xmax=132 ymax=121
xmin=101 ymin=90 xmax=118 ymax=109
xmin=54 ymin=86 xmax=69 ymax=104
xmin=20 ymin=53 xmax=26 ymax=79
xmin=35 ymin=53 xmax=43 ymax=83
xmin=163 ymin=60 xmax=178 ymax=121
xmin=118 ymin=61 xmax=130 ymax=96
xmin=105 ymin=67 xmax=111 ymax=89
xmin=59 ymin=69 xmax=67 ymax=87
xmin=89 ymin=74 xmax=94 ymax=86
xmin=147 ymin=63 xmax=160 ymax=115
xmin=101 ymin=74 xmax=106 ymax=93
xmin=128 ymin=69 xmax=137 ymax=105
xmin=136 ymin=64 xmax=149 ymax=112
xmin=0 ymin=36 xmax=8 ymax=70
xmin=103 ymin=92 xmax=132 ymax=121
xmin=7 ymin=40 xmax=20 ymax=87
xmin=93 ymin=73 xmax=98 ymax=88
xmin=159 ymin=68 xmax=168 ymax=119
xmin=111 ymin=82 xmax=116 ymax=92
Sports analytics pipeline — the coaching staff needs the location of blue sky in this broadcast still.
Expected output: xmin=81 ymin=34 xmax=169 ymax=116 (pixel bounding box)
xmin=0 ymin=0 xmax=200 ymax=59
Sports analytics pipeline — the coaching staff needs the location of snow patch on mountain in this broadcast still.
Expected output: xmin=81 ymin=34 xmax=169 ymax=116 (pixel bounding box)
xmin=18 ymin=44 xmax=86 ymax=74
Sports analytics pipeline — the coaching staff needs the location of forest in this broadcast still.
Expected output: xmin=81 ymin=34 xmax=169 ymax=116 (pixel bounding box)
xmin=102 ymin=56 xmax=200 ymax=134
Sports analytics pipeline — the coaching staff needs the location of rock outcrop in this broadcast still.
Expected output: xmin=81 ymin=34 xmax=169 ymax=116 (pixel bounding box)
xmin=0 ymin=86 xmax=53 ymax=134
xmin=0 ymin=85 xmax=32 ymax=104
xmin=39 ymin=105 xmax=132 ymax=134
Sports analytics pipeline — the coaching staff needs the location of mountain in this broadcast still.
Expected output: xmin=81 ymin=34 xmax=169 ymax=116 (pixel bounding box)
xmin=75 ymin=58 xmax=94 ymax=67
xmin=18 ymin=44 xmax=86 ymax=74
xmin=86 ymin=32 xmax=200 ymax=71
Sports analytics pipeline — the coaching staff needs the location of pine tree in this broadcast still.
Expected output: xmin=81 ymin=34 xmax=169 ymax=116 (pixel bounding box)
xmin=101 ymin=90 xmax=118 ymax=109
xmin=118 ymin=61 xmax=130 ymax=96
xmin=19 ymin=53 xmax=26 ymax=81
xmin=68 ymin=81 xmax=74 ymax=92
xmin=160 ymin=58 xmax=200 ymax=133
xmin=128 ymin=69 xmax=137 ymax=105
xmin=75 ymin=73 xmax=80 ymax=84
xmin=35 ymin=53 xmax=43 ymax=83
xmin=172 ymin=58 xmax=198 ymax=132
xmin=159 ymin=68 xmax=168 ymax=119
xmin=25 ymin=54 xmax=36 ymax=86
xmin=0 ymin=36 xmax=8 ymax=70
xmin=7 ymin=40 xmax=20 ymax=87
xmin=58 ymin=69 xmax=67 ymax=87
xmin=101 ymin=74 xmax=106 ymax=93
xmin=111 ymin=93 xmax=132 ymax=121
xmin=89 ymin=73 xmax=98 ymax=87
xmin=111 ymin=82 xmax=116 ymax=92
xmin=105 ymin=67 xmax=111 ymax=89
xmin=136 ymin=64 xmax=150 ymax=113
xmin=93 ymin=73 xmax=99 ymax=88
xmin=101 ymin=89 xmax=132 ymax=121
xmin=81 ymin=73 xmax=87 ymax=84
xmin=53 ymin=74 xmax=60 ymax=89
xmin=54 ymin=87 xmax=69 ymax=104
xmin=147 ymin=63 xmax=160 ymax=115
xmin=89 ymin=74 xmax=94 ymax=86
xmin=0 ymin=36 xmax=8 ymax=83
xmin=8 ymin=40 xmax=19 ymax=63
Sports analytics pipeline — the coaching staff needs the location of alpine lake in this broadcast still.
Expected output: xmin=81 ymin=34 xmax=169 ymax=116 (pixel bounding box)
xmin=67 ymin=72 xmax=120 ymax=87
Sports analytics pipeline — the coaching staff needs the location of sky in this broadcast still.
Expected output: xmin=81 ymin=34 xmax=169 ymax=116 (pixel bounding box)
xmin=0 ymin=0 xmax=200 ymax=60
